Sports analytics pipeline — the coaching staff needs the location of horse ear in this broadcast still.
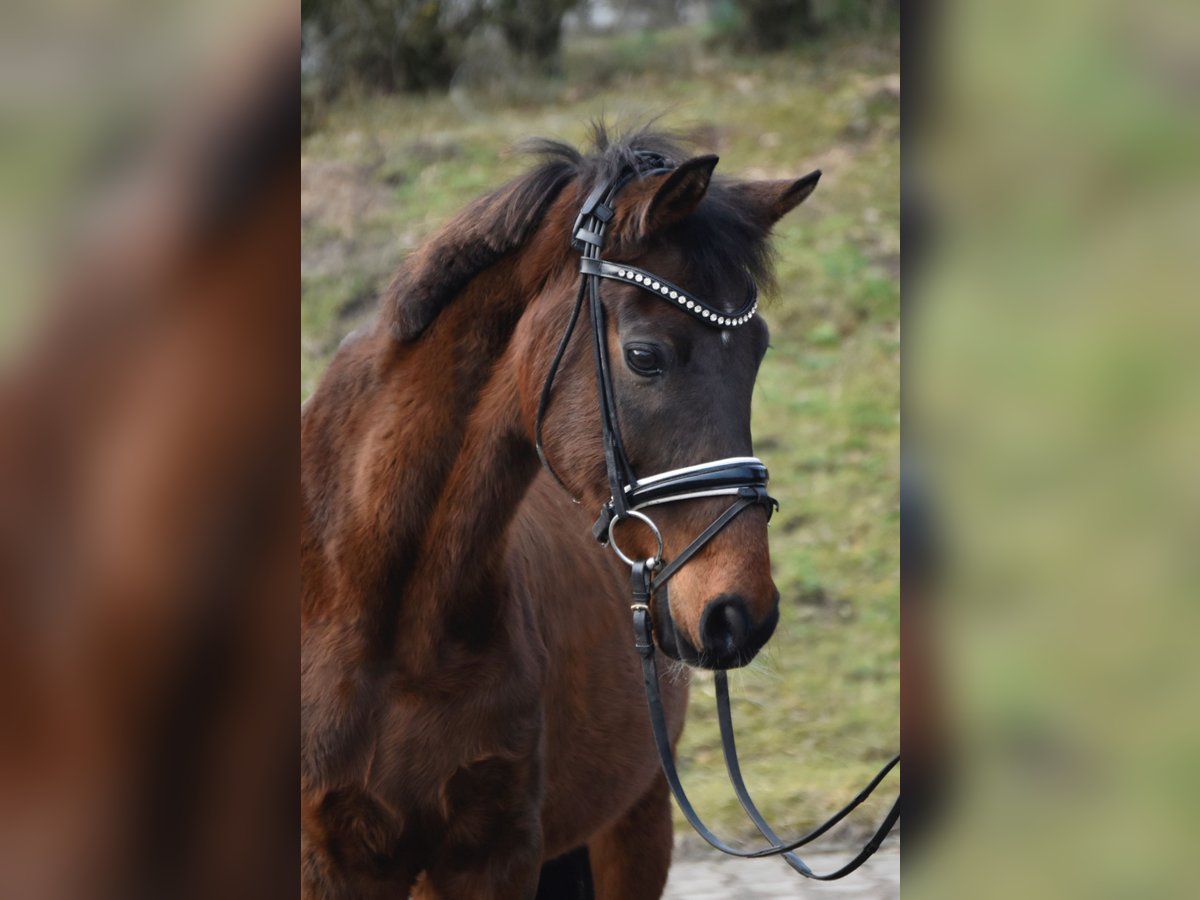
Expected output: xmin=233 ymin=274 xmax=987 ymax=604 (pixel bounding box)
xmin=617 ymin=155 xmax=719 ymax=242
xmin=738 ymin=170 xmax=822 ymax=227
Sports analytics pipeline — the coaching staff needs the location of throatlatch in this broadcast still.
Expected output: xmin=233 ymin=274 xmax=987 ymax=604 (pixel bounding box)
xmin=536 ymin=150 xmax=900 ymax=879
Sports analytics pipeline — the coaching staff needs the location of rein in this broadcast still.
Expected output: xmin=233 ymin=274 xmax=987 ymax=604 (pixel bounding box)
xmin=535 ymin=152 xmax=900 ymax=878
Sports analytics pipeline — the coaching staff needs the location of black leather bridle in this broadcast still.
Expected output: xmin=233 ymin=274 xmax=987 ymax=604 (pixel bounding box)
xmin=535 ymin=152 xmax=900 ymax=879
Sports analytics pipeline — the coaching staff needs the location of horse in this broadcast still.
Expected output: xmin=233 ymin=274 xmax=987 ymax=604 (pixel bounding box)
xmin=300 ymin=126 xmax=820 ymax=899
xmin=0 ymin=22 xmax=298 ymax=899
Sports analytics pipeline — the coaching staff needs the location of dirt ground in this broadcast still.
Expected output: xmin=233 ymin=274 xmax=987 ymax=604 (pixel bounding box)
xmin=663 ymin=840 xmax=899 ymax=899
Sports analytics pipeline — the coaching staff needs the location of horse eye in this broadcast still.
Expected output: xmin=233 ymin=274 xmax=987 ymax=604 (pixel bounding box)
xmin=624 ymin=343 xmax=663 ymax=376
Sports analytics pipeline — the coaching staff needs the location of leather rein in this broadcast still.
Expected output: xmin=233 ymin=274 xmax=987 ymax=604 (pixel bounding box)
xmin=535 ymin=152 xmax=900 ymax=878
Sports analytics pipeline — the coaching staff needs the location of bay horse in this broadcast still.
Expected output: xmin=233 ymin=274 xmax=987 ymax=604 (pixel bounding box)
xmin=300 ymin=127 xmax=820 ymax=899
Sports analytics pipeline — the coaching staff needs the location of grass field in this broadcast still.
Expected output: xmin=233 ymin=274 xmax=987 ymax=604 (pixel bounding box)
xmin=301 ymin=29 xmax=900 ymax=845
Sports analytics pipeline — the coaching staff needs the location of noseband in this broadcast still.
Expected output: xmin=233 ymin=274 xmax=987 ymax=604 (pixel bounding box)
xmin=535 ymin=152 xmax=900 ymax=879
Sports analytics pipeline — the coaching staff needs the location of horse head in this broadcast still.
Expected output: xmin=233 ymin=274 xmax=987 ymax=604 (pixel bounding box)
xmin=511 ymin=131 xmax=820 ymax=670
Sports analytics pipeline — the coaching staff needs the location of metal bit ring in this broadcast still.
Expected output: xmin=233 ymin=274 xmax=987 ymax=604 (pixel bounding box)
xmin=608 ymin=509 xmax=663 ymax=569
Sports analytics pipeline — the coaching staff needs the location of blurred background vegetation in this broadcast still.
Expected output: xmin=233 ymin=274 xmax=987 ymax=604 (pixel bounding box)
xmin=301 ymin=0 xmax=898 ymax=848
xmin=302 ymin=1 xmax=898 ymax=111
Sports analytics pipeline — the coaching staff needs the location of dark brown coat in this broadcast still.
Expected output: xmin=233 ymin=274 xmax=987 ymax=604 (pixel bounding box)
xmin=300 ymin=128 xmax=818 ymax=899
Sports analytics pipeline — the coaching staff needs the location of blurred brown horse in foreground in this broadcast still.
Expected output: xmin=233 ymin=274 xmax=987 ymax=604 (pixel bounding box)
xmin=0 ymin=22 xmax=297 ymax=900
xmin=301 ymin=127 xmax=819 ymax=898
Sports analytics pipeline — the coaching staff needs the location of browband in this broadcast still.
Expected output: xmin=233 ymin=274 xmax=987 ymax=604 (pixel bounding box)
xmin=580 ymin=258 xmax=759 ymax=328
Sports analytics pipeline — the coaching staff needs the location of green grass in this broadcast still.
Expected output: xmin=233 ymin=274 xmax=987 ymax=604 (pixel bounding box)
xmin=302 ymin=30 xmax=899 ymax=845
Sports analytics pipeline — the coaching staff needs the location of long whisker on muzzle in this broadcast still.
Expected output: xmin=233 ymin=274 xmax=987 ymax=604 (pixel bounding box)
xmin=662 ymin=656 xmax=692 ymax=686
xmin=739 ymin=645 xmax=779 ymax=680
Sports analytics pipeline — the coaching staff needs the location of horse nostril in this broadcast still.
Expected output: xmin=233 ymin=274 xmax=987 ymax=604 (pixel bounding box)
xmin=699 ymin=595 xmax=751 ymax=657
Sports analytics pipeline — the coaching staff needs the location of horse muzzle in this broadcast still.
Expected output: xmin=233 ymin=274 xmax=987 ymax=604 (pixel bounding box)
xmin=654 ymin=586 xmax=780 ymax=670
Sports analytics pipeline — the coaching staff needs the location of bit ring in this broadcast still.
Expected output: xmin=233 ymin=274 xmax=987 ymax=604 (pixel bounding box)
xmin=608 ymin=509 xmax=663 ymax=568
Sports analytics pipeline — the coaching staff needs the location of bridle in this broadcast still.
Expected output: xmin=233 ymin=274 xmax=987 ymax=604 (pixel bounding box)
xmin=535 ymin=151 xmax=900 ymax=878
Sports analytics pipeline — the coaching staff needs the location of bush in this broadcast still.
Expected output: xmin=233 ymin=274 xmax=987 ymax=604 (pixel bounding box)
xmin=494 ymin=0 xmax=579 ymax=74
xmin=709 ymin=0 xmax=898 ymax=51
xmin=302 ymin=0 xmax=485 ymax=94
xmin=302 ymin=0 xmax=582 ymax=96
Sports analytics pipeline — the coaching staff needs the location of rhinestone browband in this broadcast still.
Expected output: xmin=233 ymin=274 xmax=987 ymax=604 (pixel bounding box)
xmin=579 ymin=258 xmax=758 ymax=328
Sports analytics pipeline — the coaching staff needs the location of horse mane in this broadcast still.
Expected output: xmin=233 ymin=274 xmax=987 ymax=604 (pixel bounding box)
xmin=385 ymin=122 xmax=778 ymax=342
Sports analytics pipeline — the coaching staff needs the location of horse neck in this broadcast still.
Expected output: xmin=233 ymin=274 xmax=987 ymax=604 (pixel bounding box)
xmin=401 ymin=332 xmax=541 ymax=663
xmin=302 ymin=253 xmax=557 ymax=674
